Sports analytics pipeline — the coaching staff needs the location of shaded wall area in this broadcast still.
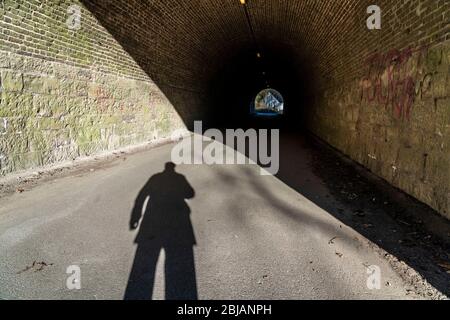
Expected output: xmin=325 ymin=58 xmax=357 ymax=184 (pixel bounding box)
xmin=310 ymin=42 xmax=450 ymax=219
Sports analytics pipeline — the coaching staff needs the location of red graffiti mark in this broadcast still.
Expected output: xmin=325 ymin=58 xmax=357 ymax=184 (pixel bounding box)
xmin=360 ymin=45 xmax=429 ymax=121
xmin=94 ymin=86 xmax=113 ymax=113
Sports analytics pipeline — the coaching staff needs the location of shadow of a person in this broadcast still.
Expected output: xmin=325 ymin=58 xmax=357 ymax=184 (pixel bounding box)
xmin=124 ymin=162 xmax=197 ymax=300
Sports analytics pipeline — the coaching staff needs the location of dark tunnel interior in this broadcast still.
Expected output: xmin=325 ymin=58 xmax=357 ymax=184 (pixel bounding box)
xmin=81 ymin=0 xmax=321 ymax=131
xmin=205 ymin=43 xmax=319 ymax=129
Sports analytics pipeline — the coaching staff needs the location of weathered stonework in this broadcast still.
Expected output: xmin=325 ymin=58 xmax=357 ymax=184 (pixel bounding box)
xmin=0 ymin=0 xmax=187 ymax=176
xmin=308 ymin=43 xmax=450 ymax=219
xmin=0 ymin=50 xmax=185 ymax=175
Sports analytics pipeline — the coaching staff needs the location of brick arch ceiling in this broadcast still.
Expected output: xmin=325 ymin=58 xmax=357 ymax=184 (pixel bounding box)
xmin=81 ymin=0 xmax=447 ymax=127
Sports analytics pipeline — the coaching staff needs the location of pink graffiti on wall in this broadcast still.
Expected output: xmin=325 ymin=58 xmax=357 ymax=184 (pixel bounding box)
xmin=360 ymin=45 xmax=428 ymax=120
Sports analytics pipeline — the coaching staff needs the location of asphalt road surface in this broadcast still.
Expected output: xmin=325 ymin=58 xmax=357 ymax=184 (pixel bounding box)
xmin=0 ymin=134 xmax=447 ymax=300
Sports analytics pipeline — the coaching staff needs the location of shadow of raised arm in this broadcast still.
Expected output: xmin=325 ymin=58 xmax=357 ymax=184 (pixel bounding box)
xmin=129 ymin=181 xmax=151 ymax=230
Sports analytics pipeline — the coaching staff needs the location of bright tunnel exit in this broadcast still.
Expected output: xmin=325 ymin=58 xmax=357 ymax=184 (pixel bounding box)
xmin=251 ymin=88 xmax=285 ymax=117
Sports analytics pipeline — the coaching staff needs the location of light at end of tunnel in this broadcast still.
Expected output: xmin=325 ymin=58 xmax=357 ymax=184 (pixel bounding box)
xmin=257 ymin=52 xmax=261 ymax=58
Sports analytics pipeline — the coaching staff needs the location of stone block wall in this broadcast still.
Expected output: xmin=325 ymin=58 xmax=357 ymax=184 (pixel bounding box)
xmin=0 ymin=0 xmax=185 ymax=175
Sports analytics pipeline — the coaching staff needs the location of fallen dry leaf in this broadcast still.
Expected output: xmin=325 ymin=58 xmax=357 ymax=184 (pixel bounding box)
xmin=17 ymin=261 xmax=54 ymax=274
xmin=353 ymin=210 xmax=365 ymax=217
xmin=328 ymin=236 xmax=338 ymax=245
xmin=437 ymin=261 xmax=450 ymax=272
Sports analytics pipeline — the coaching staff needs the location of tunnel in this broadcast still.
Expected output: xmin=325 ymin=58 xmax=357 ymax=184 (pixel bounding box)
xmin=80 ymin=0 xmax=323 ymax=130
xmin=0 ymin=0 xmax=449 ymax=300
xmin=76 ymin=0 xmax=446 ymax=218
